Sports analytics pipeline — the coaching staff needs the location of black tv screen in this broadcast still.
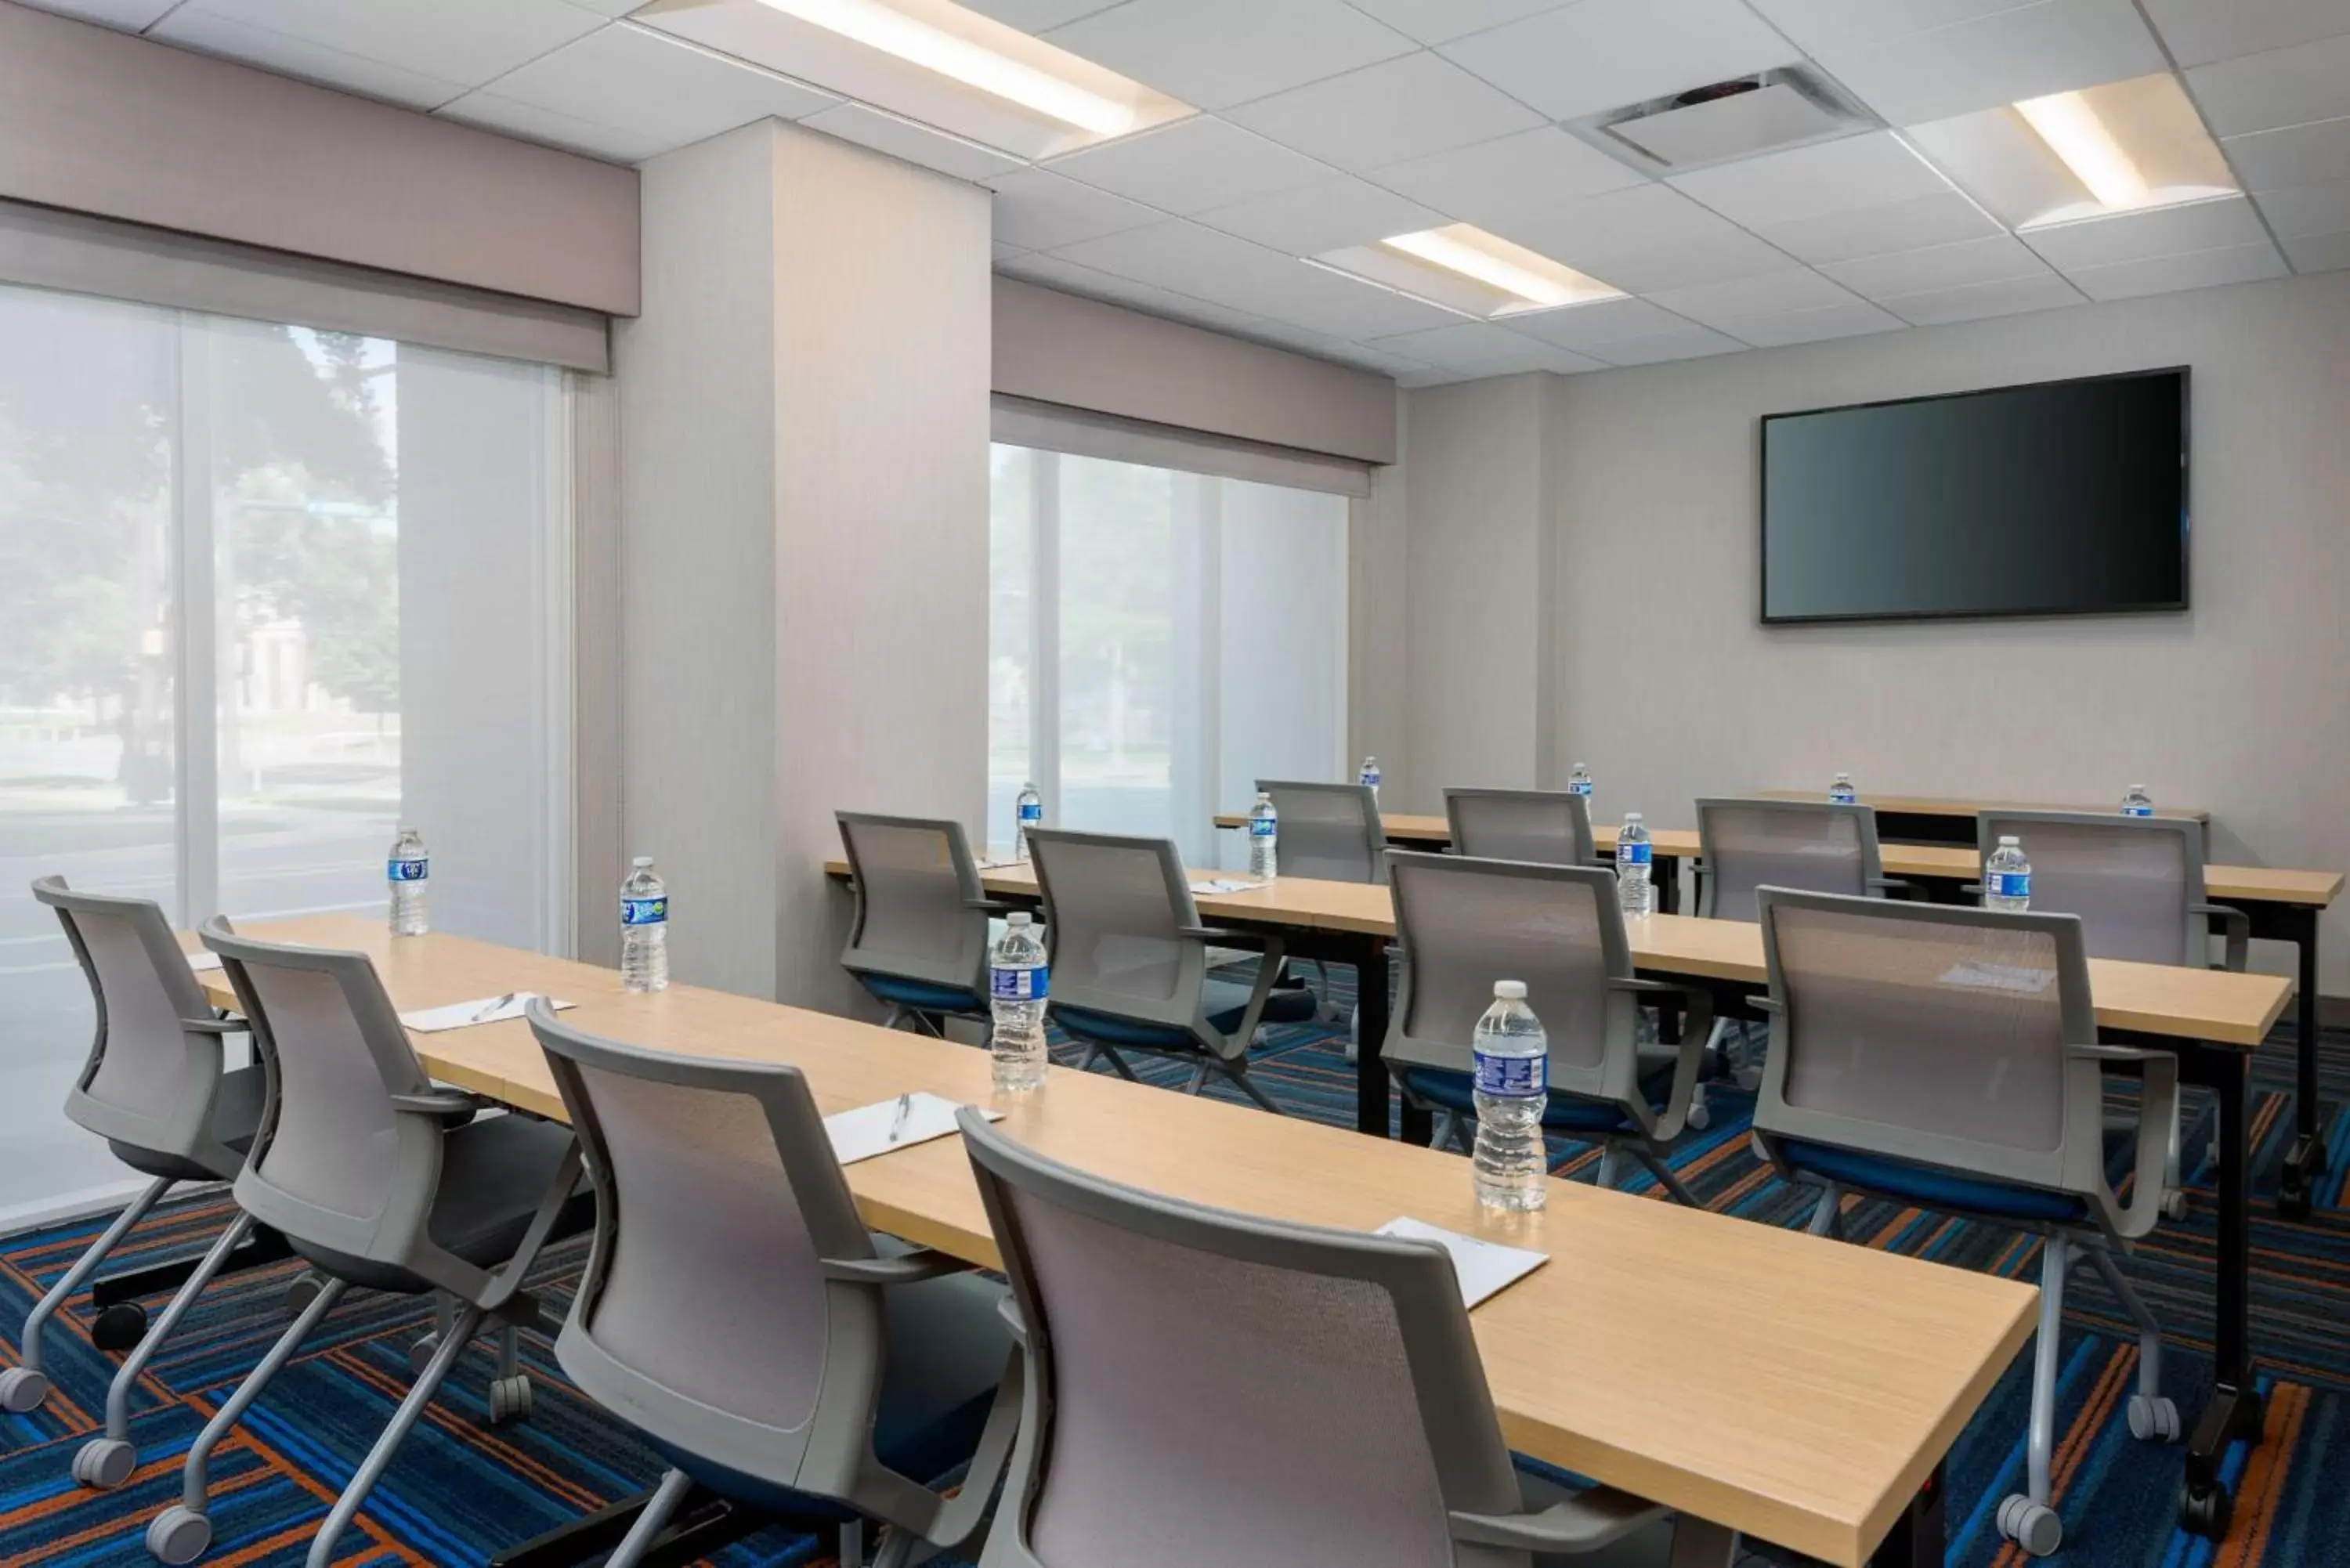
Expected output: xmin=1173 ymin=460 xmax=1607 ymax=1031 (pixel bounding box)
xmin=1760 ymin=368 xmax=2189 ymax=624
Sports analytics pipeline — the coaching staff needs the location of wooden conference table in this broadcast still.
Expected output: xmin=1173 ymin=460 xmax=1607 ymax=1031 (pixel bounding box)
xmin=189 ymin=916 xmax=2031 ymax=1568
xmin=913 ymin=858 xmax=2290 ymax=1541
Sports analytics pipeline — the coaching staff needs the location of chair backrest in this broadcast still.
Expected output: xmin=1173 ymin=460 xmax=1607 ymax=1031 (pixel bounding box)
xmin=32 ymin=875 xmax=233 ymax=1166
xmin=1259 ymin=780 xmax=1386 ymax=883
xmin=1752 ymin=889 xmax=2111 ymax=1201
xmin=201 ymin=919 xmax=442 ymax=1266
xmin=529 ymin=1005 xmax=891 ymax=1498
xmin=835 ymin=811 xmax=989 ymax=992
xmin=1976 ymin=811 xmax=2206 ymax=966
xmin=1025 ymin=829 xmax=1209 ymax=1040
xmin=1443 ymin=788 xmax=1595 ymax=866
xmin=1695 ymin=798 xmax=1885 ymax=923
xmin=1384 ymin=852 xmax=1636 ymax=1097
xmin=958 ymin=1111 xmax=1534 ymax=1568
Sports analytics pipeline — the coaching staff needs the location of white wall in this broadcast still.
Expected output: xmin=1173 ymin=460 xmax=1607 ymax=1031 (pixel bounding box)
xmin=1514 ymin=269 xmax=2350 ymax=988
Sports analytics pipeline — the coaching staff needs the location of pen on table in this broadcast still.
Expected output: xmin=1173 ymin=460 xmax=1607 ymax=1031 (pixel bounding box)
xmin=472 ymin=992 xmax=517 ymax=1024
xmin=887 ymin=1093 xmax=912 ymax=1145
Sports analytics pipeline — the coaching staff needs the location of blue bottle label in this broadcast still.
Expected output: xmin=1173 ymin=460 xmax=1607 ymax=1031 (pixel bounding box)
xmin=2124 ymin=804 xmax=2153 ymax=817
xmin=1251 ymin=818 xmax=1277 ymax=838
xmin=1831 ymin=789 xmax=1856 ymax=804
xmin=1361 ymin=768 xmax=1379 ymax=786
xmin=1989 ymin=872 xmax=2030 ymax=900
xmin=1018 ymin=801 xmax=1042 ymax=826
xmin=1568 ymin=779 xmax=1592 ymax=795
xmin=621 ymin=895 xmax=667 ymax=927
xmin=992 ymin=963 xmax=1047 ymax=1002
xmin=1618 ymin=841 xmax=1651 ymax=867
xmin=1474 ymin=1049 xmax=1546 ymax=1098
xmin=388 ymin=857 xmax=428 ymax=882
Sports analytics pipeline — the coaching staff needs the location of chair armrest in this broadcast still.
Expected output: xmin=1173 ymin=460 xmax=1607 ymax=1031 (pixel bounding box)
xmin=1866 ymin=876 xmax=1911 ymax=898
xmin=1958 ymin=882 xmax=1985 ymax=898
xmin=822 ymin=1248 xmax=975 ymax=1286
xmin=182 ymin=1014 xmax=247 ymax=1035
xmin=997 ymin=1294 xmax=1029 ymax=1342
xmin=1450 ymin=1486 xmax=1666 ymax=1553
xmin=1611 ymin=979 xmax=1714 ymax=1141
xmin=1204 ymin=930 xmax=1293 ymax=1059
xmin=1747 ymin=995 xmax=1783 ymax=1015
xmin=390 ymin=1089 xmax=485 ymax=1117
xmin=967 ymin=898 xmax=1017 ymax=914
xmin=2070 ymin=1045 xmax=2182 ymax=1238
xmin=2192 ymin=902 xmax=2251 ymax=971
xmin=2065 ymin=1042 xmax=2171 ymax=1066
xmin=479 ymin=1138 xmax=588 ymax=1311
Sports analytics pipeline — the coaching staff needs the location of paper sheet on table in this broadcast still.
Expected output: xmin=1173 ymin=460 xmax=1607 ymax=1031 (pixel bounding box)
xmin=1190 ymin=878 xmax=1265 ymax=894
xmin=399 ymin=993 xmax=574 ymax=1033
xmin=826 ymin=1092 xmax=1003 ymax=1166
xmin=186 ymin=951 xmax=225 ymax=974
xmin=1375 ymin=1216 xmax=1549 ymax=1309
xmin=1936 ymin=960 xmax=2055 ymax=995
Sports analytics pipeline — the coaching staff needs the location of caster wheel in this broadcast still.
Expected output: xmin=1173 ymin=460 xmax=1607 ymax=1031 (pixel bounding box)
xmin=488 ymin=1374 xmax=533 ymax=1425
xmin=2276 ymin=1176 xmax=2312 ymax=1222
xmin=2178 ymin=1478 xmax=2233 ymax=1540
xmin=2128 ymin=1393 xmax=2182 ymax=1443
xmin=0 ymin=1365 xmax=51 ymax=1414
xmin=146 ymin=1505 xmax=212 ymax=1565
xmin=1687 ymin=1103 xmax=1712 ymax=1132
xmin=284 ymin=1269 xmax=330 ymax=1316
xmin=1996 ymin=1494 xmax=2063 ymax=1556
xmin=1733 ymin=1065 xmax=1762 ymax=1093
xmin=73 ymin=1436 xmax=138 ymax=1490
xmin=408 ymin=1332 xmax=441 ymax=1377
xmin=2164 ymin=1190 xmax=2190 ymax=1223
xmin=92 ymin=1302 xmax=150 ymax=1352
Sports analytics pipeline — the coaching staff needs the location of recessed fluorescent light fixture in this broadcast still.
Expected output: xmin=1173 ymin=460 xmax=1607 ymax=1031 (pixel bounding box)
xmin=754 ymin=0 xmax=1126 ymax=131
xmin=2013 ymin=91 xmax=2148 ymax=210
xmin=1312 ymin=224 xmax=1623 ymax=320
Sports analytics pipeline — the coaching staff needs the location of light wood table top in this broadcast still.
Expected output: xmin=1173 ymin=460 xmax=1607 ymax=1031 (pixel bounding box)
xmin=1752 ymin=789 xmax=2211 ymax=824
xmin=907 ymin=862 xmax=2293 ymax=1046
xmin=189 ymin=913 xmax=2035 ymax=1567
xmin=1213 ymin=811 xmax=1704 ymax=856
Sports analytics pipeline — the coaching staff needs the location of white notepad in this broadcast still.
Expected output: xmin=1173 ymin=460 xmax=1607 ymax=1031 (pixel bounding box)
xmin=186 ymin=951 xmax=225 ymax=974
xmin=1376 ymin=1217 xmax=1549 ymax=1309
xmin=826 ymin=1091 xmax=1003 ymax=1166
xmin=1937 ymin=960 xmax=2055 ymax=995
xmin=1190 ymin=878 xmax=1265 ymax=894
xmin=399 ymin=993 xmax=574 ymax=1033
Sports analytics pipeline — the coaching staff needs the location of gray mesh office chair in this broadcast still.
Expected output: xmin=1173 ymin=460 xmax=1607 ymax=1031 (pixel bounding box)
xmin=1025 ymin=829 xmax=1314 ymax=1114
xmin=143 ymin=920 xmax=593 ymax=1566
xmin=1381 ymin=852 xmax=1712 ymax=1200
xmin=956 ymin=1109 xmax=1732 ymax=1568
xmin=527 ymin=1003 xmax=1021 ymax=1568
xmin=1260 ymin=779 xmax=1387 ymax=1026
xmin=3 ymin=879 xmax=267 ymax=1489
xmin=1750 ymin=890 xmax=2182 ymax=1558
xmin=1444 ymin=788 xmax=1596 ymax=867
xmin=836 ymin=812 xmax=1005 ymax=1034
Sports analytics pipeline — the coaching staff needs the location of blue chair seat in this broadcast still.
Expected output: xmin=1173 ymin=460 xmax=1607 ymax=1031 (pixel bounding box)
xmin=1779 ymin=1139 xmax=2090 ymax=1224
xmin=1401 ymin=1059 xmax=1675 ymax=1134
xmin=1054 ymin=973 xmax=1317 ymax=1051
xmin=858 ymin=973 xmax=987 ymax=1015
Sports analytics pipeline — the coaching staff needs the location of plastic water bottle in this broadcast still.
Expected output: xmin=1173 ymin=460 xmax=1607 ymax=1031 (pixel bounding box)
xmin=620 ymin=857 xmax=669 ymax=992
xmin=1985 ymin=836 xmax=2031 ymax=912
xmin=1830 ymin=772 xmax=1857 ymax=805
xmin=1615 ymin=813 xmax=1654 ymax=917
xmin=2122 ymin=783 xmax=2153 ymax=818
xmin=989 ymin=912 xmax=1049 ymax=1092
xmin=1472 ymin=980 xmax=1549 ymax=1212
xmin=387 ymin=827 xmax=428 ymax=936
xmin=1014 ymin=782 xmax=1043 ymax=861
xmin=1567 ymin=762 xmax=1593 ymax=797
xmin=1249 ymin=791 xmax=1278 ymax=880
xmin=1358 ymin=755 xmax=1381 ymax=800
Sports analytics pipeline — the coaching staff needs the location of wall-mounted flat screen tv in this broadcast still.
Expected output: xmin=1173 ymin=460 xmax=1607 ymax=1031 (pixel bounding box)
xmin=1759 ymin=367 xmax=2189 ymax=624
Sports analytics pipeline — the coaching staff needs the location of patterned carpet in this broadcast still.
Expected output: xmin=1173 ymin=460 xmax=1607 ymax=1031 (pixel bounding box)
xmin=5 ymin=967 xmax=2350 ymax=1567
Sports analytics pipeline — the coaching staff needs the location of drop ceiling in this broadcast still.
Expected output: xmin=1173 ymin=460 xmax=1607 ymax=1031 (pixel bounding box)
xmin=34 ymin=0 xmax=2350 ymax=385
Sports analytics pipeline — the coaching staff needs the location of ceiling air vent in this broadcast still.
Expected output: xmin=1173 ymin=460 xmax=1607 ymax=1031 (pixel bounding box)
xmin=1569 ymin=66 xmax=1879 ymax=175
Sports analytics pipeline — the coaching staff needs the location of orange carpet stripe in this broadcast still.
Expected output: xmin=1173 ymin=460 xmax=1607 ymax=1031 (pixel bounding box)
xmin=1988 ymin=1343 xmax=2134 ymax=1568
xmin=175 ymin=1389 xmax=432 ymax=1566
xmin=2218 ymin=1382 xmax=2310 ymax=1568
xmin=323 ymin=1347 xmax=608 ymax=1512
xmin=9 ymin=1465 xmax=272 ymax=1560
xmin=0 ymin=1447 xmax=226 ymax=1532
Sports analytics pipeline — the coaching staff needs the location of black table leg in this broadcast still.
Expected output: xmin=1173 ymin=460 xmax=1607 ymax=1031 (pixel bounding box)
xmin=91 ymin=1224 xmax=295 ymax=1310
xmin=1869 ymin=1459 xmax=1944 ymax=1568
xmin=2175 ymin=1038 xmax=2265 ymax=1540
xmin=2273 ymin=905 xmax=2326 ymax=1220
xmin=1350 ymin=934 xmax=1415 ymax=1142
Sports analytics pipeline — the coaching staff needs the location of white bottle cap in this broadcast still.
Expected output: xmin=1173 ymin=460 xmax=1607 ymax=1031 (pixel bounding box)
xmin=399 ymin=824 xmax=416 ymax=834
xmin=1007 ymin=911 xmax=1032 ymax=927
xmin=2129 ymin=783 xmax=2147 ymax=791
xmin=1625 ymin=811 xmax=1643 ymax=822
xmin=1493 ymin=979 xmax=1527 ymax=1000
xmin=632 ymin=855 xmax=653 ymax=868
xmin=1998 ymin=836 xmax=2020 ymax=847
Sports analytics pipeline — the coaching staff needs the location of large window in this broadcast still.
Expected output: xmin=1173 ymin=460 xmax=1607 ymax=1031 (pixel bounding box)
xmin=0 ymin=285 xmax=570 ymax=1226
xmin=989 ymin=442 xmax=1349 ymax=868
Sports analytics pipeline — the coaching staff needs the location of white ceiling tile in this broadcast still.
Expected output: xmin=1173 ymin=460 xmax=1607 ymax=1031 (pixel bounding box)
xmin=562 ymin=0 xmax=649 ymax=15
xmin=2021 ymin=195 xmax=2269 ymax=269
xmin=2187 ymin=33 xmax=2350 ymax=139
xmin=1485 ymin=182 xmax=1801 ymax=293
xmin=1748 ymin=0 xmax=2052 ymax=54
xmin=800 ymin=103 xmax=1026 ymax=181
xmin=151 ymin=8 xmax=471 ymax=109
xmin=1726 ymin=299 xmax=1906 ymax=345
xmin=1041 ymin=0 xmax=1415 ymax=111
xmin=1667 ymin=132 xmax=1954 ymax=229
xmin=1342 ymin=0 xmax=1578 ymax=46
xmin=996 ymin=253 xmax=1268 ymax=334
xmin=1502 ymin=296 xmax=1695 ymax=349
xmin=1818 ymin=233 xmax=2051 ymax=297
xmin=458 ymin=22 xmax=837 ymax=154
xmin=1810 ymin=0 xmax=2167 ymax=127
xmin=1438 ymin=0 xmax=1803 ymax=122
xmin=2141 ymin=0 xmax=2350 ymax=69
xmin=1397 ymin=366 xmax=1476 ymax=387
xmin=992 ymin=241 xmax=1029 ymax=262
xmin=2253 ymin=177 xmax=2350 ymax=237
xmin=1256 ymin=262 xmax=1477 ymax=338
xmin=1585 ymin=324 xmax=1748 ymax=364
xmin=2225 ymin=117 xmax=2350 ymax=190
xmin=1192 ymin=175 xmax=1444 ymax=255
xmin=2063 ymin=239 xmax=2290 ymax=298
xmin=1881 ymin=269 xmax=2086 ymax=323
xmin=1647 ymin=267 xmax=1864 ymax=327
xmin=437 ymin=92 xmax=663 ymax=164
xmin=1224 ymin=51 xmax=1546 ymax=174
xmin=956 ymin=0 xmax=1126 ymax=31
xmin=18 ymin=0 xmax=182 ymax=29
xmin=1043 ymin=117 xmax=1331 ymax=215
xmin=1321 ymin=344 xmax=1440 ymax=378
xmin=2280 ymin=229 xmax=2350 ymax=270
xmin=1050 ymin=220 xmax=1462 ymax=337
xmin=1231 ymin=320 xmax=1357 ymax=358
xmin=1367 ymin=128 xmax=1648 ymax=223
xmin=985 ymin=167 xmax=1162 ymax=251
xmin=172 ymin=0 xmax=606 ymax=87
xmin=1747 ymin=188 xmax=2005 ymax=263
xmin=1363 ymin=320 xmax=1548 ymax=367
